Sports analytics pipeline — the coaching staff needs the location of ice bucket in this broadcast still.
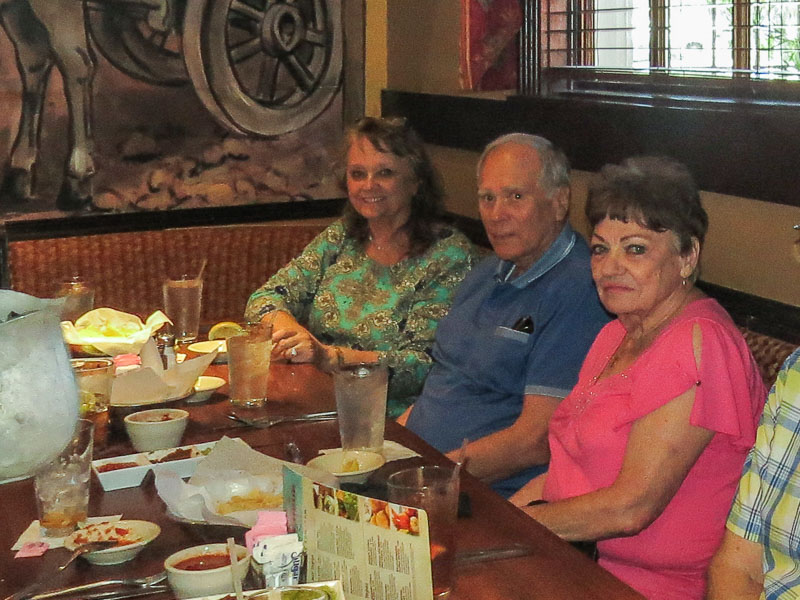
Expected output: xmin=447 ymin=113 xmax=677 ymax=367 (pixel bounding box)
xmin=0 ymin=290 xmax=79 ymax=482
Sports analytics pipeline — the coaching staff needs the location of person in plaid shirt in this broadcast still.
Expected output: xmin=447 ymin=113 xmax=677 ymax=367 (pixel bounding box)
xmin=708 ymin=347 xmax=800 ymax=599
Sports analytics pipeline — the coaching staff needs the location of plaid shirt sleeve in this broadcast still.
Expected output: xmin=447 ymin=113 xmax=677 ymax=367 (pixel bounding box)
xmin=726 ymin=347 xmax=800 ymax=599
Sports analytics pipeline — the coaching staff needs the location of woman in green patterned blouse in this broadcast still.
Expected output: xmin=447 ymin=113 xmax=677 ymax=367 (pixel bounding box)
xmin=245 ymin=117 xmax=475 ymax=417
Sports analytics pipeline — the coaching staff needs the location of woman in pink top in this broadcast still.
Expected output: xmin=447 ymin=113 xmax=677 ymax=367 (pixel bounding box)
xmin=511 ymin=157 xmax=765 ymax=599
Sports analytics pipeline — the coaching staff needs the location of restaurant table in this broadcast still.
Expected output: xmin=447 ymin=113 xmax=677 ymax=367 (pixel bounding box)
xmin=0 ymin=361 xmax=643 ymax=600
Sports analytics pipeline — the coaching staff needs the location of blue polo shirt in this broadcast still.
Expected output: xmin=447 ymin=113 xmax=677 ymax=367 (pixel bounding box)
xmin=406 ymin=223 xmax=610 ymax=497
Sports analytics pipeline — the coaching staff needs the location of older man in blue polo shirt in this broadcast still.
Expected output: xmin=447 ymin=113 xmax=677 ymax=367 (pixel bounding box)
xmin=402 ymin=133 xmax=609 ymax=498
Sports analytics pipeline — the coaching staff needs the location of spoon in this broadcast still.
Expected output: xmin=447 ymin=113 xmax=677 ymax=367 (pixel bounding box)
xmin=58 ymin=540 xmax=118 ymax=571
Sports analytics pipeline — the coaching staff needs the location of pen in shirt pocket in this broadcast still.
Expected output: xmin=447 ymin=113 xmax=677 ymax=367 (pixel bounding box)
xmin=512 ymin=315 xmax=534 ymax=334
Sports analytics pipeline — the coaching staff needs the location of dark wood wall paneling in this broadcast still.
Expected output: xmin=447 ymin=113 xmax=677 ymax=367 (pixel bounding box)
xmin=382 ymin=90 xmax=800 ymax=207
xmin=382 ymin=89 xmax=800 ymax=343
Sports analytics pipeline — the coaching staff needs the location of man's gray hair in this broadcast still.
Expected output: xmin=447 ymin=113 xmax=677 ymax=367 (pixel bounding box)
xmin=477 ymin=133 xmax=570 ymax=194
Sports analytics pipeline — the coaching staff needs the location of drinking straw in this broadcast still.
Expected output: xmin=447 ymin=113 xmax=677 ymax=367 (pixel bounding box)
xmin=452 ymin=437 xmax=468 ymax=482
xmin=227 ymin=537 xmax=244 ymax=600
xmin=196 ymin=258 xmax=208 ymax=280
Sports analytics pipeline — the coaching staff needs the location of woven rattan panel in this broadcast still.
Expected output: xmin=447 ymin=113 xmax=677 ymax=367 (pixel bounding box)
xmin=8 ymin=223 xmax=328 ymax=324
xmin=738 ymin=326 xmax=796 ymax=389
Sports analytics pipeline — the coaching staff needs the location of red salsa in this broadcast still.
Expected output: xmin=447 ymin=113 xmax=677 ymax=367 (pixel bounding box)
xmin=97 ymin=461 xmax=139 ymax=472
xmin=174 ymin=553 xmax=231 ymax=571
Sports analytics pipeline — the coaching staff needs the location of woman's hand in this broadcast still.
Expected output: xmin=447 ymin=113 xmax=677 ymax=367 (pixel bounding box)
xmin=262 ymin=310 xmax=329 ymax=366
xmin=262 ymin=310 xmax=380 ymax=371
xmin=272 ymin=326 xmax=329 ymax=366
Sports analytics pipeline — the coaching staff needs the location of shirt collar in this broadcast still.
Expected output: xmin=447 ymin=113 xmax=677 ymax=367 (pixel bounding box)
xmin=493 ymin=223 xmax=577 ymax=288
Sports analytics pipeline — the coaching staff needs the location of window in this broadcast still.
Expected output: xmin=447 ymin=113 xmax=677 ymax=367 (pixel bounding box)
xmin=522 ymin=0 xmax=800 ymax=100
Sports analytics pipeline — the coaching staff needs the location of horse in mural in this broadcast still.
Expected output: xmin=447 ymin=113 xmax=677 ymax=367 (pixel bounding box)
xmin=0 ymin=0 xmax=97 ymax=210
xmin=0 ymin=0 xmax=344 ymax=211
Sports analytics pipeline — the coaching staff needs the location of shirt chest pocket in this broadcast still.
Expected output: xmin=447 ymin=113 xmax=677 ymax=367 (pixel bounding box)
xmin=460 ymin=327 xmax=534 ymax=392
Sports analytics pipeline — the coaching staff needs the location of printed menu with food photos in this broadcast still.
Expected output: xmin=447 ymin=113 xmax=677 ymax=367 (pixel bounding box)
xmin=283 ymin=467 xmax=434 ymax=600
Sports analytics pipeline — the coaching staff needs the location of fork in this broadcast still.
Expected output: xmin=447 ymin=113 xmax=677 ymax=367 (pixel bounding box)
xmin=57 ymin=540 xmax=118 ymax=570
xmin=28 ymin=571 xmax=167 ymax=600
xmin=225 ymin=410 xmax=336 ymax=429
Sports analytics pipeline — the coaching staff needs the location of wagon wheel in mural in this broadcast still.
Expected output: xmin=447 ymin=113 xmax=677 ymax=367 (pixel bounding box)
xmin=85 ymin=0 xmax=189 ymax=86
xmin=182 ymin=0 xmax=343 ymax=136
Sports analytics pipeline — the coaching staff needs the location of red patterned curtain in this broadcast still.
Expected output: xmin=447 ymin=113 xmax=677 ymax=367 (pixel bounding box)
xmin=460 ymin=0 xmax=523 ymax=91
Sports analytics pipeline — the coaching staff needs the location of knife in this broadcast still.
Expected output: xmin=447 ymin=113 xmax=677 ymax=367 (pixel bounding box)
xmin=454 ymin=544 xmax=534 ymax=566
xmin=68 ymin=585 xmax=170 ymax=600
xmin=3 ymin=583 xmax=40 ymax=600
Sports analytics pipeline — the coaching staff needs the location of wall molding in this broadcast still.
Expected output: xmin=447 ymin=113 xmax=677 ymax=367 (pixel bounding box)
xmin=382 ymin=89 xmax=800 ymax=208
xmin=0 ymin=199 xmax=346 ymax=241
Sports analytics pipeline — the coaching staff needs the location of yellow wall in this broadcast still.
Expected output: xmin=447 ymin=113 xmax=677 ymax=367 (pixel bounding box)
xmin=429 ymin=145 xmax=800 ymax=306
xmin=363 ymin=2 xmax=800 ymax=307
xmin=365 ymin=0 xmax=462 ymax=115
xmin=364 ymin=0 xmax=387 ymax=116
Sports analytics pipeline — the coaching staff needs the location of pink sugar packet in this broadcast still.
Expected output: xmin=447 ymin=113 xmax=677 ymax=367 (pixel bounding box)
xmin=113 ymin=353 xmax=141 ymax=374
xmin=15 ymin=542 xmax=49 ymax=558
xmin=245 ymin=511 xmax=288 ymax=552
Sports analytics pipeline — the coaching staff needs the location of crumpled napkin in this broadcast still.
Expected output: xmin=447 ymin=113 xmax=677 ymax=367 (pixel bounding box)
xmin=61 ymin=308 xmax=170 ymax=356
xmin=155 ymin=437 xmax=336 ymax=527
xmin=112 ymin=338 xmax=216 ymax=404
xmin=11 ymin=515 xmax=122 ymax=551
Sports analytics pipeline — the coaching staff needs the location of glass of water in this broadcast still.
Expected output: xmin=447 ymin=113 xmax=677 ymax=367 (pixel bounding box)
xmin=333 ymin=364 xmax=388 ymax=453
xmin=34 ymin=419 xmax=94 ymax=538
xmin=163 ymin=275 xmax=203 ymax=344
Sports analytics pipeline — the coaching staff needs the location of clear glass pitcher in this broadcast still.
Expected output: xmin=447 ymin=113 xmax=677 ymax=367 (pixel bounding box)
xmin=0 ymin=290 xmax=80 ymax=481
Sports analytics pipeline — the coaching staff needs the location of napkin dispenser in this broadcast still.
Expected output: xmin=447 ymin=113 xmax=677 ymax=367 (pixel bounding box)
xmin=0 ymin=290 xmax=79 ymax=481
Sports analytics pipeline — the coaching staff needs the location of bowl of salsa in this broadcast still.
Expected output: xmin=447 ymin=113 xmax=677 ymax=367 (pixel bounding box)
xmin=165 ymin=542 xmax=249 ymax=599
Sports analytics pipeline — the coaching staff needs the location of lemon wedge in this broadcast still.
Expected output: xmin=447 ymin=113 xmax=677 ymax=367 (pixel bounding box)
xmin=208 ymin=321 xmax=244 ymax=340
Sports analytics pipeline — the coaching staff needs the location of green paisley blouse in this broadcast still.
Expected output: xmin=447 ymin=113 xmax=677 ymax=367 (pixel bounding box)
xmin=245 ymin=220 xmax=475 ymax=417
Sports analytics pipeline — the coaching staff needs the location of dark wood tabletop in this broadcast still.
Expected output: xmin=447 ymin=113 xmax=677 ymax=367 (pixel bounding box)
xmin=0 ymin=360 xmax=643 ymax=600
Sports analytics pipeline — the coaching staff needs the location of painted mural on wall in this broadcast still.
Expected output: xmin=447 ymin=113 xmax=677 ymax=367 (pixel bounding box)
xmin=0 ymin=0 xmax=345 ymax=217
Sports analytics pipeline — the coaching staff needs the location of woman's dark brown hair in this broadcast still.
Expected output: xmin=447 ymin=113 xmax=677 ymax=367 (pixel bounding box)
xmin=586 ymin=156 xmax=709 ymax=254
xmin=342 ymin=117 xmax=446 ymax=257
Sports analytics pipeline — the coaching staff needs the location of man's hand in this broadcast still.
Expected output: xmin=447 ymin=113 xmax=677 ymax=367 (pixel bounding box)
xmin=449 ymin=394 xmax=560 ymax=483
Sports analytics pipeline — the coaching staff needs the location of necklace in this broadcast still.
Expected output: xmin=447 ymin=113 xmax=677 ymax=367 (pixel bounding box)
xmin=368 ymin=229 xmax=408 ymax=253
xmin=368 ymin=234 xmax=388 ymax=250
xmin=573 ymin=296 xmax=690 ymax=415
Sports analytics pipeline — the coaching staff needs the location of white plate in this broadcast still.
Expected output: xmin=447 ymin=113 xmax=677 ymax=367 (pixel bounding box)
xmin=65 ymin=519 xmax=160 ymax=565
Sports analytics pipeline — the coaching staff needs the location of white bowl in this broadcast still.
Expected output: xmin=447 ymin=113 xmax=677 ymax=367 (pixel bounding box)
xmin=124 ymin=408 xmax=189 ymax=452
xmin=306 ymin=450 xmax=386 ymax=484
xmin=65 ymin=520 xmax=160 ymax=565
xmin=187 ymin=340 xmax=227 ymax=363
xmin=187 ymin=376 xmax=225 ymax=403
xmin=165 ymin=543 xmax=249 ymax=599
